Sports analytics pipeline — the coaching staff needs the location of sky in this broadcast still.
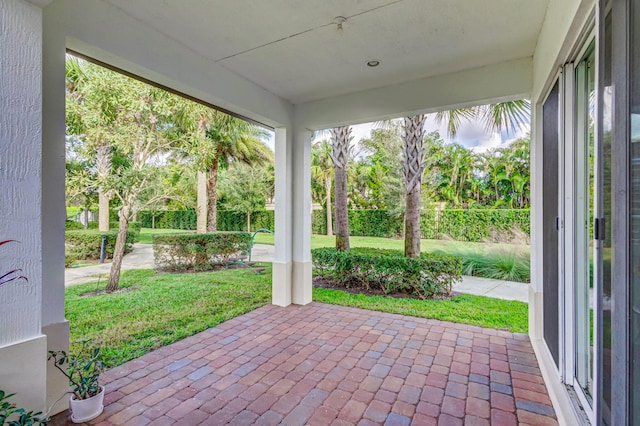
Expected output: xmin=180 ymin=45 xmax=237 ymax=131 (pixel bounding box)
xmin=263 ymin=112 xmax=530 ymax=153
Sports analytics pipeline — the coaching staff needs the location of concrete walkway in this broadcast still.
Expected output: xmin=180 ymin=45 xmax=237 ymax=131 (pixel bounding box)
xmin=65 ymin=244 xmax=529 ymax=303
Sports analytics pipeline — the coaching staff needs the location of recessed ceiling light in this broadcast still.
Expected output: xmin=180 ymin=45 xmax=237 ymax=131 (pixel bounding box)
xmin=367 ymin=60 xmax=381 ymax=67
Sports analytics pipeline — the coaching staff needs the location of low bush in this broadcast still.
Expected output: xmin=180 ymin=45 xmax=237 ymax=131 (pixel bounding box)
xmin=65 ymin=220 xmax=85 ymax=230
xmin=65 ymin=230 xmax=135 ymax=260
xmin=312 ymin=247 xmax=462 ymax=298
xmin=437 ymin=247 xmax=530 ymax=283
xmin=153 ymin=232 xmax=251 ymax=272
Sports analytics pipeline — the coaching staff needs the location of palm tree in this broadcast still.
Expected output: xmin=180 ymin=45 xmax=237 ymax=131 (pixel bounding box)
xmin=401 ymin=115 xmax=427 ymax=258
xmin=330 ymin=126 xmax=353 ymax=251
xmin=312 ymin=140 xmax=334 ymax=236
xmin=175 ymin=103 xmax=271 ymax=232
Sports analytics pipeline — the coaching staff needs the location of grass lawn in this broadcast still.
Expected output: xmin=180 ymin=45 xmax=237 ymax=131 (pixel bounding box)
xmin=314 ymin=288 xmax=528 ymax=334
xmin=66 ymin=266 xmax=271 ymax=368
xmin=252 ymin=232 xmax=529 ymax=254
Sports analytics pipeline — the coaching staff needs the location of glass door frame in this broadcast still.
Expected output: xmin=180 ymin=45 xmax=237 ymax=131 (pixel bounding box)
xmin=556 ymin=24 xmax=602 ymax=424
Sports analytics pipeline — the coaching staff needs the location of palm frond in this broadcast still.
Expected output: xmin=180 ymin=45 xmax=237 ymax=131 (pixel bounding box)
xmin=434 ymin=108 xmax=475 ymax=138
xmin=480 ymin=100 xmax=531 ymax=136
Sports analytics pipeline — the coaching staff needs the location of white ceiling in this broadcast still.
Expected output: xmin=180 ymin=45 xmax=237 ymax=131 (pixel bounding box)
xmin=104 ymin=0 xmax=549 ymax=104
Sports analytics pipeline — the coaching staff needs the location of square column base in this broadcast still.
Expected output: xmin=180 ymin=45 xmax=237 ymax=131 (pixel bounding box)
xmin=0 ymin=335 xmax=47 ymax=414
xmin=43 ymin=320 xmax=70 ymax=415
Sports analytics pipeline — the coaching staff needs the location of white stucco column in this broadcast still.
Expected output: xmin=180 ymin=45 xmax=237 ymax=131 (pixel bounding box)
xmin=272 ymin=127 xmax=312 ymax=306
xmin=0 ymin=0 xmax=47 ymax=414
xmin=41 ymin=2 xmax=71 ymax=415
xmin=272 ymin=128 xmax=293 ymax=306
xmin=291 ymin=128 xmax=313 ymax=305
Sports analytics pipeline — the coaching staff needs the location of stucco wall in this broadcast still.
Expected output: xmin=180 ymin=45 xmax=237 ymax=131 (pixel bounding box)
xmin=0 ymin=0 xmax=43 ymax=347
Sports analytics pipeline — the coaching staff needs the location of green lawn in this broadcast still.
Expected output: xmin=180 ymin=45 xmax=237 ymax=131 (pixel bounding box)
xmin=138 ymin=227 xmax=195 ymax=244
xmin=66 ymin=267 xmax=271 ymax=368
xmin=252 ymin=232 xmax=529 ymax=255
xmin=314 ymin=288 xmax=527 ymax=334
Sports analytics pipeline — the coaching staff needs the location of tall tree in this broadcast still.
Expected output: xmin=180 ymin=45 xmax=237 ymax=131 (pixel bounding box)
xmin=219 ymin=163 xmax=271 ymax=232
xmin=66 ymin=58 xmax=182 ymax=292
xmin=66 ymin=58 xmax=117 ymax=232
xmin=311 ymin=140 xmax=334 ymax=236
xmin=401 ymin=115 xmax=427 ymax=258
xmin=330 ymin=127 xmax=353 ymax=251
xmin=175 ymin=103 xmax=271 ymax=233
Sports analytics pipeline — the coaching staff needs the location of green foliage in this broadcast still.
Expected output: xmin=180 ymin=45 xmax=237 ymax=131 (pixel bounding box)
xmin=153 ymin=232 xmax=251 ymax=272
xmin=219 ymin=163 xmax=271 ymax=231
xmin=0 ymin=391 xmax=48 ymax=425
xmin=65 ymin=221 xmax=85 ymax=230
xmin=435 ymin=209 xmax=530 ymax=242
xmin=217 ymin=211 xmax=275 ymax=232
xmin=348 ymin=210 xmax=404 ymax=238
xmin=138 ymin=210 xmax=197 ymax=230
xmin=47 ymin=342 xmax=105 ymax=400
xmin=312 ymin=247 xmax=462 ymax=298
xmin=139 ymin=208 xmax=528 ymax=242
xmin=65 ymin=230 xmax=135 ymax=260
xmin=440 ymin=247 xmax=531 ymax=283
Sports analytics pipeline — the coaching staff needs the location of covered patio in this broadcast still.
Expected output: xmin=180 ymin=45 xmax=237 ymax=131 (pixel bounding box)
xmin=4 ymin=0 xmax=627 ymax=424
xmin=50 ymin=303 xmax=555 ymax=425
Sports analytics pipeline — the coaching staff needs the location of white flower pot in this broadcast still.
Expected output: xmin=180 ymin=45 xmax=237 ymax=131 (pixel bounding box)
xmin=70 ymin=385 xmax=104 ymax=423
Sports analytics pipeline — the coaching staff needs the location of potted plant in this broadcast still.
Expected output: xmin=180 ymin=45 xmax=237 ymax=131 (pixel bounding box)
xmin=0 ymin=390 xmax=49 ymax=425
xmin=48 ymin=342 xmax=105 ymax=424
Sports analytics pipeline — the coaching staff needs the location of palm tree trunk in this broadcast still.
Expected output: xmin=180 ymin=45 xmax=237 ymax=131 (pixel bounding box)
xmin=247 ymin=212 xmax=251 ymax=232
xmin=207 ymin=157 xmax=219 ymax=232
xmin=334 ymin=165 xmax=349 ymax=251
xmin=325 ymin=176 xmax=333 ymax=236
xmin=331 ymin=127 xmax=352 ymax=251
xmin=402 ymin=115 xmax=427 ymax=258
xmin=98 ymin=192 xmax=110 ymax=232
xmin=197 ymin=171 xmax=207 ymax=234
xmin=106 ymin=204 xmax=130 ymax=293
xmin=405 ymin=185 xmax=421 ymax=257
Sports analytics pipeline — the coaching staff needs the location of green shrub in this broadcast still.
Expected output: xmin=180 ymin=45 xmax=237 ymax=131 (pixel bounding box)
xmin=65 ymin=221 xmax=84 ymax=230
xmin=437 ymin=247 xmax=530 ymax=283
xmin=65 ymin=230 xmax=135 ymax=260
xmin=137 ymin=208 xmax=529 ymax=242
xmin=153 ymin=232 xmax=251 ymax=272
xmin=312 ymin=247 xmax=462 ymax=298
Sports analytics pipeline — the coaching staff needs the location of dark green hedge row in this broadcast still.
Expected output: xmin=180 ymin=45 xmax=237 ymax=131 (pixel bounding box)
xmin=65 ymin=221 xmax=142 ymax=242
xmin=152 ymin=232 xmax=251 ymax=272
xmin=312 ymin=247 xmax=462 ymax=298
xmin=65 ymin=229 xmax=136 ymax=261
xmin=136 ymin=208 xmax=530 ymax=242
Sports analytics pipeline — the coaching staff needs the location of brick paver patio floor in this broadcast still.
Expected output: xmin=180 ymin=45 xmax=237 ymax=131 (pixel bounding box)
xmin=53 ymin=302 xmax=557 ymax=425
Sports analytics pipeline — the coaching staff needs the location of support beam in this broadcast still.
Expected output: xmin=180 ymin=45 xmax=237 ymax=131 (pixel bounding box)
xmin=42 ymin=3 xmax=71 ymax=415
xmin=291 ymin=129 xmax=313 ymax=305
xmin=272 ymin=128 xmax=293 ymax=306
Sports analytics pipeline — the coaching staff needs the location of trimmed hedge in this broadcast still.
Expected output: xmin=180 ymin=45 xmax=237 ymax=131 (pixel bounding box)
xmin=153 ymin=232 xmax=251 ymax=272
xmin=137 ymin=208 xmax=530 ymax=242
xmin=312 ymin=247 xmax=462 ymax=299
xmin=65 ymin=229 xmax=136 ymax=261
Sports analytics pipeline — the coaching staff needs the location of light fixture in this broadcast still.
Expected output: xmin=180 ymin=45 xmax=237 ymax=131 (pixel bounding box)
xmin=334 ymin=16 xmax=346 ymax=33
xmin=366 ymin=60 xmax=381 ymax=67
